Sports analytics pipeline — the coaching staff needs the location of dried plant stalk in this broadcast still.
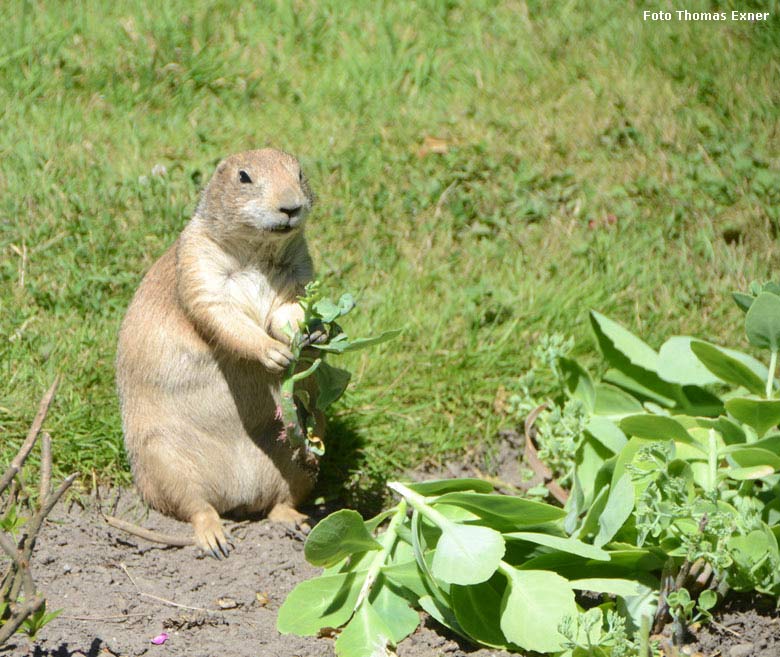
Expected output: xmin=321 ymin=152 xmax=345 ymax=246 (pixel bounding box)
xmin=0 ymin=378 xmax=75 ymax=646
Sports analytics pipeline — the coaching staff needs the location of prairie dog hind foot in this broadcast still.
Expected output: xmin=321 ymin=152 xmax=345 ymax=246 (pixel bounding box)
xmin=192 ymin=506 xmax=234 ymax=559
xmin=268 ymin=502 xmax=309 ymax=526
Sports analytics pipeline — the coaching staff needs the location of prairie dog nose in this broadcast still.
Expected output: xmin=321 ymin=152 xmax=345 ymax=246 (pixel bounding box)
xmin=279 ymin=205 xmax=303 ymax=219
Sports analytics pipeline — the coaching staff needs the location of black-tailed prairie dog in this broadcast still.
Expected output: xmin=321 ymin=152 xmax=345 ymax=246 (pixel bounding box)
xmin=116 ymin=149 xmax=323 ymax=558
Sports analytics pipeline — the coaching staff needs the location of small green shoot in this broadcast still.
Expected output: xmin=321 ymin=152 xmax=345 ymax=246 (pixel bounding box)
xmin=20 ymin=602 xmax=62 ymax=641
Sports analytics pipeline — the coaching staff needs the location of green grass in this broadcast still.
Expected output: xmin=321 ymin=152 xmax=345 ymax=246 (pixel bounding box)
xmin=1 ymin=0 xmax=779 ymax=505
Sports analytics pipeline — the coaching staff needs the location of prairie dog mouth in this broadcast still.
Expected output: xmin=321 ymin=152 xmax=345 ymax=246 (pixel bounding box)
xmin=268 ymin=224 xmax=296 ymax=234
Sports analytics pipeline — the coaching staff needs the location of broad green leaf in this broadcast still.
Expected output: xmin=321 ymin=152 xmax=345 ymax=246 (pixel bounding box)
xmin=590 ymin=311 xmax=660 ymax=372
xmin=727 ymin=465 xmax=776 ymax=480
xmin=725 ymin=447 xmax=780 ymax=471
xmin=603 ymin=369 xmax=678 ymax=407
xmin=680 ymin=385 xmax=725 ymax=417
xmin=559 ymin=357 xmax=596 ymax=410
xmin=747 ymin=433 xmax=780 ymax=454
xmin=323 ymin=549 xmax=380 ymax=577
xmin=390 ymin=537 xmax=415 ymax=565
xmin=318 ymin=329 xmax=402 ymax=354
xmin=406 ymin=478 xmax=494 ymax=496
xmin=500 ymin=567 xmax=577 ymax=653
xmin=410 ymin=510 xmax=435 ymax=584
xmin=619 ymin=415 xmax=703 ymax=450
xmin=305 ymin=510 xmax=382 ymax=567
xmin=610 ymin=437 xmax=655 ymax=490
xmin=733 ymin=292 xmax=754 ymax=313
xmin=745 ymin=291 xmax=780 ymax=351
xmin=728 ymin=529 xmax=771 ymax=577
xmin=338 ymin=293 xmax=357 ymax=315
xmin=593 ymin=383 xmax=644 ymax=418
xmin=314 ymin=361 xmax=351 ymax=409
xmin=418 ymin=595 xmax=463 ymax=636
xmin=369 ymin=579 xmax=419 ymax=644
xmin=432 ymin=521 xmax=505 ymax=585
xmin=382 ymin=560 xmax=429 ymax=599
xmin=521 ymin=548 xmax=664 ymax=580
xmin=433 ymin=492 xmax=566 ymax=531
xmin=365 ymin=508 xmax=396 ymax=533
xmin=657 ymin=336 xmax=721 ymax=386
xmin=451 ymin=577 xmax=508 ymax=649
xmin=690 ymin=341 xmax=767 ymax=395
xmin=569 ymin=578 xmax=643 ymax=597
xmin=313 ymin=297 xmax=347 ymax=323
xmin=504 ymin=532 xmax=610 ymax=560
xmin=577 ymin=485 xmax=610 ymax=541
xmin=334 ymin=601 xmax=394 ymax=657
xmin=434 ymin=504 xmax=481 ymax=523
xmin=277 ymin=571 xmax=362 ymax=635
xmin=764 ymin=498 xmax=780 ymax=526
xmin=691 ymin=416 xmax=747 ymax=445
xmin=564 ymin=473 xmax=585 ymax=535
xmin=575 ymin=436 xmax=613 ymax=507
xmin=726 ymin=398 xmax=780 ymax=436
xmin=617 ymin=581 xmax=659 ymax=633
xmin=586 ymin=416 xmax=628 ymax=453
xmin=595 ymin=474 xmax=634 ymax=548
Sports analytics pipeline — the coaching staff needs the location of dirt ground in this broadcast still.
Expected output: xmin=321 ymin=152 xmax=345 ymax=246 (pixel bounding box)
xmin=3 ymin=431 xmax=778 ymax=657
xmin=2 ymin=490 xmax=513 ymax=657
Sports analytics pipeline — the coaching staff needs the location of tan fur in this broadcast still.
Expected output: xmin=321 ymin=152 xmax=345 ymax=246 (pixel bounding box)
xmin=116 ymin=149 xmax=322 ymax=557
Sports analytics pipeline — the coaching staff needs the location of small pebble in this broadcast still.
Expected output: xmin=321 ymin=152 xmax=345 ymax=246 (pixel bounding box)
xmin=216 ymin=597 xmax=239 ymax=609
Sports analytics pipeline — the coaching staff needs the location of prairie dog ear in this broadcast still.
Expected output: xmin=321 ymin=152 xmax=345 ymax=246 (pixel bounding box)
xmin=215 ymin=160 xmax=229 ymax=176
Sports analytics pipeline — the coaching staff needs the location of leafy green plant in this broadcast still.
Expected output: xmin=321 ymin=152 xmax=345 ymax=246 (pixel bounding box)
xmin=277 ymin=281 xmax=400 ymax=457
xmin=278 ymin=476 xmax=655 ymax=656
xmin=277 ymin=282 xmax=780 ymax=656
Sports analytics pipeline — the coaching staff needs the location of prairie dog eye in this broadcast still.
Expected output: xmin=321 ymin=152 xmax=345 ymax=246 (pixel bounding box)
xmin=298 ymin=170 xmax=303 ymax=182
xmin=239 ymin=170 xmax=252 ymax=184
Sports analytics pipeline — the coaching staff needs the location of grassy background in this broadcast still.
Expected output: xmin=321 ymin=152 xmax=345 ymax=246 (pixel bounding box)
xmin=1 ymin=0 xmax=779 ymax=505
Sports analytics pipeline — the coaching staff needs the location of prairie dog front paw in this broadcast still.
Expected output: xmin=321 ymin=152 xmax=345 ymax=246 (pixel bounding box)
xmin=269 ymin=303 xmax=305 ymax=345
xmin=259 ymin=335 xmax=294 ymax=373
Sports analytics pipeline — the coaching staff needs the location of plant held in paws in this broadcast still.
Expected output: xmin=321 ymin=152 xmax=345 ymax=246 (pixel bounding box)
xmin=0 ymin=377 xmax=76 ymax=646
xmin=277 ymin=281 xmax=400 ymax=459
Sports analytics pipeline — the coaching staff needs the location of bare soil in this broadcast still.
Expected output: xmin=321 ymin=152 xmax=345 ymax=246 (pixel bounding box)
xmin=3 ymin=430 xmax=778 ymax=657
xmin=1 ymin=490 xmax=510 ymax=657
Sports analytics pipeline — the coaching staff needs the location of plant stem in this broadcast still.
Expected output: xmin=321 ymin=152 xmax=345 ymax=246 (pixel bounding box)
xmin=387 ymin=482 xmax=449 ymax=528
xmin=353 ymin=500 xmax=407 ymax=610
xmin=767 ymin=349 xmax=777 ymax=399
xmin=639 ymin=614 xmax=651 ymax=657
xmin=289 ymin=357 xmax=321 ymax=383
xmin=707 ymin=430 xmax=718 ymax=497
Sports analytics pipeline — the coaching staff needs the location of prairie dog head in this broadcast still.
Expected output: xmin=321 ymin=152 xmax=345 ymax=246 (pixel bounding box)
xmin=197 ymin=149 xmax=314 ymax=245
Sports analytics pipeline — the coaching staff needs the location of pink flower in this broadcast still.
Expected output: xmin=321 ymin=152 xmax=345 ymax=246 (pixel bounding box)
xmin=151 ymin=633 xmax=169 ymax=645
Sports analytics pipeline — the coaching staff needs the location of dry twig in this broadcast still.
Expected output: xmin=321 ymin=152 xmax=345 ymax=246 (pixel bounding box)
xmin=0 ymin=377 xmax=75 ymax=646
xmin=103 ymin=514 xmax=194 ymax=548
